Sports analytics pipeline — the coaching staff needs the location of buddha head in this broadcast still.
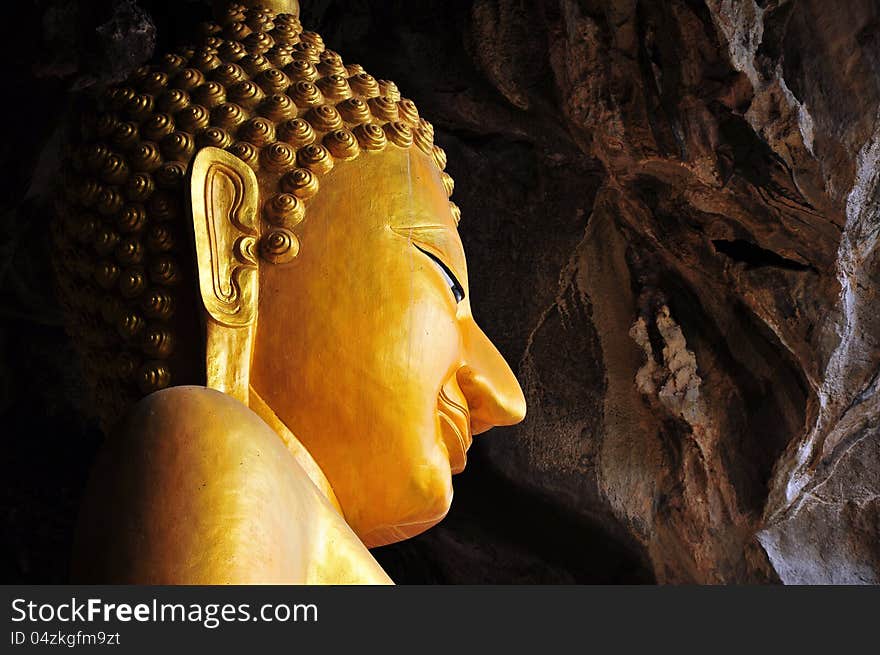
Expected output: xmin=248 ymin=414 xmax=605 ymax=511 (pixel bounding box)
xmin=53 ymin=0 xmax=525 ymax=546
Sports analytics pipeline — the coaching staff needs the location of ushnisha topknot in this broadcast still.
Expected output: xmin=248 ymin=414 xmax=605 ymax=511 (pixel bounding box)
xmin=53 ymin=1 xmax=459 ymax=427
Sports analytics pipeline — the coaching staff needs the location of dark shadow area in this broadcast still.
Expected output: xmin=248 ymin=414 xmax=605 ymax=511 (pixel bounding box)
xmin=712 ymin=239 xmax=816 ymax=272
xmin=373 ymin=447 xmax=656 ymax=584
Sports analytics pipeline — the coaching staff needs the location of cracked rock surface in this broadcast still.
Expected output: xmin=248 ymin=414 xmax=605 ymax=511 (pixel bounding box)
xmin=2 ymin=0 xmax=878 ymax=583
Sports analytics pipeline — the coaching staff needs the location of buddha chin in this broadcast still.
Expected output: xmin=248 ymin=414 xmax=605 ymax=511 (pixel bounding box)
xmin=357 ymin=407 xmax=456 ymax=549
xmin=251 ymin=375 xmax=458 ymax=548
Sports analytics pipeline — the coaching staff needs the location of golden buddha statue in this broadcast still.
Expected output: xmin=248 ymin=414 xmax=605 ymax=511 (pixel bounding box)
xmin=53 ymin=0 xmax=525 ymax=583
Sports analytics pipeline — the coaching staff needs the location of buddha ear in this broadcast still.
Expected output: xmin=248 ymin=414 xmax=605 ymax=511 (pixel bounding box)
xmin=190 ymin=146 xmax=260 ymax=327
xmin=190 ymin=147 xmax=260 ymax=400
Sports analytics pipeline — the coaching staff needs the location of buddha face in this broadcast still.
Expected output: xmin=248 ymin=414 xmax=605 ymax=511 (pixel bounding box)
xmin=251 ymin=146 xmax=525 ymax=547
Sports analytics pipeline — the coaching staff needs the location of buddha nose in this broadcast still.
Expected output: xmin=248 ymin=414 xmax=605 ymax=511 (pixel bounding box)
xmin=457 ymin=321 xmax=527 ymax=435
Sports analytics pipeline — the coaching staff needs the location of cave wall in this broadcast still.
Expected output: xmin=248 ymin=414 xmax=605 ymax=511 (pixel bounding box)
xmin=2 ymin=0 xmax=878 ymax=583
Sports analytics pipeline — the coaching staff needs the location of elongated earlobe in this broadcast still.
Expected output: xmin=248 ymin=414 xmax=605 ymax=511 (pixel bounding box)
xmin=190 ymin=147 xmax=260 ymax=401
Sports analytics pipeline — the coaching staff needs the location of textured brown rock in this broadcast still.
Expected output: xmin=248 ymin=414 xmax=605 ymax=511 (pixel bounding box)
xmin=2 ymin=0 xmax=878 ymax=583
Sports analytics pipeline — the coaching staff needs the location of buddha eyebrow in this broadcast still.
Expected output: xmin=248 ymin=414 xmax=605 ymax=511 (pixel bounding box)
xmin=413 ymin=244 xmax=465 ymax=303
xmin=389 ymin=223 xmax=457 ymax=237
xmin=389 ymin=224 xmax=467 ymax=279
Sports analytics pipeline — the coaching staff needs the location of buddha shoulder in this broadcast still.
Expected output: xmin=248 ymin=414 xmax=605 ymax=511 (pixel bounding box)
xmin=72 ymin=386 xmax=390 ymax=584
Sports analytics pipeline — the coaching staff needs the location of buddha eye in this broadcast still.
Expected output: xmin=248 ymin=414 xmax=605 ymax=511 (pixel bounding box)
xmin=414 ymin=244 xmax=465 ymax=303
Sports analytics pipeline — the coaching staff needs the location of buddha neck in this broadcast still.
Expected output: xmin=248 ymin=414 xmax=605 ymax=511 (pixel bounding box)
xmin=247 ymin=386 xmax=343 ymax=513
